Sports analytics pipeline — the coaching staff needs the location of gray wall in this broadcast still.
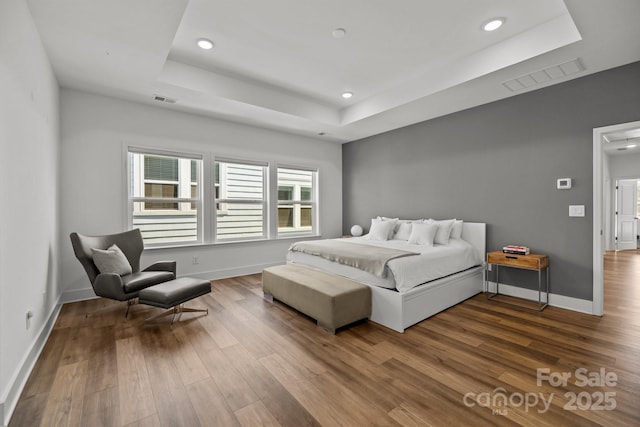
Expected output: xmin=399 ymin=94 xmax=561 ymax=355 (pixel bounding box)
xmin=343 ymin=61 xmax=640 ymax=300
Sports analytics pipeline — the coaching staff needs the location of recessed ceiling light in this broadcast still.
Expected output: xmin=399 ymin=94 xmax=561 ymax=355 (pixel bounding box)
xmin=332 ymin=28 xmax=346 ymax=39
xmin=483 ymin=18 xmax=505 ymax=32
xmin=197 ymin=38 xmax=214 ymax=50
xmin=341 ymin=91 xmax=353 ymax=99
xmin=627 ymin=144 xmax=638 ymax=149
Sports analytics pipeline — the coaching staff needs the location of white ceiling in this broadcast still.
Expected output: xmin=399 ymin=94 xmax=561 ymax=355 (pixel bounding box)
xmin=603 ymin=128 xmax=640 ymax=156
xmin=27 ymin=0 xmax=640 ymax=143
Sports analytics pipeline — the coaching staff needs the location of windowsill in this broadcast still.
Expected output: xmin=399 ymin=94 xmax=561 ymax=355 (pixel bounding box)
xmin=144 ymin=233 xmax=322 ymax=251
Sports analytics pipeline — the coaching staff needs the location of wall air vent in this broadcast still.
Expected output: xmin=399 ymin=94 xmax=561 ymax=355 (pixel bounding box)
xmin=153 ymin=95 xmax=176 ymax=104
xmin=502 ymin=58 xmax=585 ymax=92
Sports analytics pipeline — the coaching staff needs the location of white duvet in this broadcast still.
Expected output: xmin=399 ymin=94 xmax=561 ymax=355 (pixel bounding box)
xmin=286 ymin=236 xmax=482 ymax=293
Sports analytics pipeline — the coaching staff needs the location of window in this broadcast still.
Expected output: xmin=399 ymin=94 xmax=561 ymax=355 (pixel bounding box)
xmin=143 ymin=155 xmax=178 ymax=209
xmin=215 ymin=159 xmax=267 ymax=241
xmin=129 ymin=150 xmax=201 ymax=245
xmin=127 ymin=147 xmax=319 ymax=246
xmin=277 ymin=167 xmax=316 ymax=236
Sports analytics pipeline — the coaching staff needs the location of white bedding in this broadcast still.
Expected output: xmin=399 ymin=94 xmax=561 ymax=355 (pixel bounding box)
xmin=286 ymin=236 xmax=482 ymax=293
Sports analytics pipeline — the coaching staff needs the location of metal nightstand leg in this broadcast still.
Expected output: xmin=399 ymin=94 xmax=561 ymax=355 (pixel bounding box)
xmin=487 ymin=264 xmax=499 ymax=300
xmin=537 ymin=264 xmax=549 ymax=311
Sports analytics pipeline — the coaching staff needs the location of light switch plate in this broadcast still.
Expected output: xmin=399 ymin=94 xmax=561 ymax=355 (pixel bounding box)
xmin=569 ymin=205 xmax=585 ymax=217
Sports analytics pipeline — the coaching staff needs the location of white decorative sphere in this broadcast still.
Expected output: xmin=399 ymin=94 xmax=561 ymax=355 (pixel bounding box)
xmin=350 ymin=224 xmax=363 ymax=237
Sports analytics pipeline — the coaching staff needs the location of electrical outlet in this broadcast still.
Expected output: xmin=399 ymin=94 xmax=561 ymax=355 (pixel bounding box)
xmin=192 ymin=256 xmax=199 ymax=265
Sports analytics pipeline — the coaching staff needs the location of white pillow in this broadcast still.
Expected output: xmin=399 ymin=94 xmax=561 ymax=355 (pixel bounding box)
xmin=430 ymin=218 xmax=456 ymax=245
xmin=377 ymin=216 xmax=399 ymax=239
xmin=367 ymin=218 xmax=394 ymax=241
xmin=394 ymin=222 xmax=413 ymax=240
xmin=407 ymin=222 xmax=438 ymax=246
xmin=450 ymin=220 xmax=464 ymax=240
xmin=91 ymin=244 xmax=132 ymax=276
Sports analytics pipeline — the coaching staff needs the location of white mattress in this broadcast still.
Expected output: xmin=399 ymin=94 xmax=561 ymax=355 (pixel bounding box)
xmin=286 ymin=237 xmax=482 ymax=293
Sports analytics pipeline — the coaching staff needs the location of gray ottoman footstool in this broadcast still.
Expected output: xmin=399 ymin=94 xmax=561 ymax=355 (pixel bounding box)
xmin=263 ymin=264 xmax=371 ymax=333
xmin=138 ymin=277 xmax=211 ymax=328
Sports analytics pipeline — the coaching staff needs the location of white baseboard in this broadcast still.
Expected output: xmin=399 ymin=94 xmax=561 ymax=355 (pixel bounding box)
xmin=60 ymin=262 xmax=281 ymax=304
xmin=184 ymin=262 xmax=281 ymax=281
xmin=60 ymin=287 xmax=98 ymax=304
xmin=485 ymin=281 xmax=593 ymax=314
xmin=1 ymin=300 xmax=62 ymax=427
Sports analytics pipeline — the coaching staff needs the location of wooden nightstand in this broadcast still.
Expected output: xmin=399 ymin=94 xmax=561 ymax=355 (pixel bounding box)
xmin=486 ymin=250 xmax=549 ymax=311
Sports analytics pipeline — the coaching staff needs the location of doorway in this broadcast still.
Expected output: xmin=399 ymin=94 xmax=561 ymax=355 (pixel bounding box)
xmin=593 ymin=120 xmax=640 ymax=316
xmin=614 ymin=179 xmax=639 ymax=251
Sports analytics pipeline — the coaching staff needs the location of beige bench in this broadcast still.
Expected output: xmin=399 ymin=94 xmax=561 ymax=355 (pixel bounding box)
xmin=262 ymin=264 xmax=371 ymax=333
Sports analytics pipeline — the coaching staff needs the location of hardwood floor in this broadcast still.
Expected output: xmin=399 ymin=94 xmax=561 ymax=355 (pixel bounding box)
xmin=9 ymin=252 xmax=640 ymax=426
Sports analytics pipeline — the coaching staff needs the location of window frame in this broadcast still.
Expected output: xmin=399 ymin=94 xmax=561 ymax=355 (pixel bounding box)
xmin=213 ymin=157 xmax=269 ymax=243
xmin=127 ymin=147 xmax=203 ymax=247
xmin=125 ymin=145 xmax=321 ymax=248
xmin=276 ymin=165 xmax=318 ymax=238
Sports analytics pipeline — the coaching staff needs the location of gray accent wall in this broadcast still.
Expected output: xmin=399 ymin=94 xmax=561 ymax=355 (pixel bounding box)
xmin=343 ymin=61 xmax=640 ymax=301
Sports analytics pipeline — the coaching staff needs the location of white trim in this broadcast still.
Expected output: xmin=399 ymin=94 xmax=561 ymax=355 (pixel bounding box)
xmin=593 ymin=125 xmax=605 ymax=316
xmin=214 ymin=156 xmax=269 ymax=168
xmin=183 ymin=262 xmax=281 ymax=281
xmin=214 ymin=158 xmax=268 ymax=243
xmin=275 ymin=165 xmax=318 ymax=238
xmin=59 ymin=262 xmax=282 ymax=305
xmin=593 ymin=120 xmax=640 ymax=317
xmin=127 ymin=145 xmax=204 ymax=160
xmin=486 ymin=281 xmax=593 ymax=314
xmin=1 ymin=301 xmax=61 ymax=427
xmin=60 ymin=288 xmax=99 ymax=304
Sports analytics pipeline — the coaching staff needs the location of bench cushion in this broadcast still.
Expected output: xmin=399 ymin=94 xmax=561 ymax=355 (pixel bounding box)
xmin=138 ymin=277 xmax=211 ymax=309
xmin=262 ymin=264 xmax=371 ymax=332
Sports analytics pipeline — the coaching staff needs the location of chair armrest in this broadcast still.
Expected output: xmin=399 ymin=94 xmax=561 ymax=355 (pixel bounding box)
xmin=93 ymin=273 xmax=127 ymax=301
xmin=143 ymin=260 xmax=177 ymax=276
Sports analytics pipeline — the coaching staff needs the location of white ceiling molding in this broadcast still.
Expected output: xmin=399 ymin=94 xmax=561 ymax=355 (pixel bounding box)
xmin=27 ymin=0 xmax=640 ymax=143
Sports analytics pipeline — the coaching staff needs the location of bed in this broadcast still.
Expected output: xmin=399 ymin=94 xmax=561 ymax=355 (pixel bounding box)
xmin=287 ymin=221 xmax=486 ymax=332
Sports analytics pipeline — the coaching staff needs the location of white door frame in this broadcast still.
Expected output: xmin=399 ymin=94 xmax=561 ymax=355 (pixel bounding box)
xmin=615 ymin=179 xmax=639 ymax=251
xmin=593 ymin=120 xmax=640 ymax=316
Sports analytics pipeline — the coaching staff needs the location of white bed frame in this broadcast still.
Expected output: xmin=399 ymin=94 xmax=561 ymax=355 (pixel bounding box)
xmin=368 ymin=222 xmax=486 ymax=332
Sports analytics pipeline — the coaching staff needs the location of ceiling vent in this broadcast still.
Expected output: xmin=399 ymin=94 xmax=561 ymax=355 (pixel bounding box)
xmin=153 ymin=95 xmax=176 ymax=104
xmin=502 ymin=58 xmax=585 ymax=92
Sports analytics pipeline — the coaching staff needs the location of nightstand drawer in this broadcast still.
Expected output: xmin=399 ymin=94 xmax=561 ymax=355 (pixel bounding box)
xmin=487 ymin=251 xmax=548 ymax=270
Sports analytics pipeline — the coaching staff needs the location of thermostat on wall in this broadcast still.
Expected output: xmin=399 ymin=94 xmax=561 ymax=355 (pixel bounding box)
xmin=557 ymin=178 xmax=572 ymax=189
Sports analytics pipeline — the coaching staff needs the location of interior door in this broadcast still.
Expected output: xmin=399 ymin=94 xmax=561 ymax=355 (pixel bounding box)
xmin=616 ymin=179 xmax=638 ymax=250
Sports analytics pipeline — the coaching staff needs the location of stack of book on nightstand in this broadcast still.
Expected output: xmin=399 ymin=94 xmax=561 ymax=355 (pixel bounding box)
xmin=502 ymin=245 xmax=530 ymax=255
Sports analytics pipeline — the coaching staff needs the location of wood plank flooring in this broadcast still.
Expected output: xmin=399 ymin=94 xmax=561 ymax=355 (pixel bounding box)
xmin=9 ymin=251 xmax=640 ymax=426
